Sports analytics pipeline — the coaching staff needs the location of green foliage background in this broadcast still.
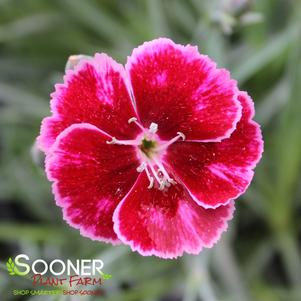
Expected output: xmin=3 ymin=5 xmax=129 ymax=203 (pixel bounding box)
xmin=0 ymin=0 xmax=301 ymax=300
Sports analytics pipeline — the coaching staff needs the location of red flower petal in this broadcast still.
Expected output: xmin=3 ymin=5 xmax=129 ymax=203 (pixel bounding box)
xmin=113 ymin=173 xmax=234 ymax=258
xmin=46 ymin=123 xmax=140 ymax=243
xmin=165 ymin=92 xmax=263 ymax=208
xmin=126 ymin=38 xmax=241 ymax=142
xmin=38 ymin=53 xmax=139 ymax=152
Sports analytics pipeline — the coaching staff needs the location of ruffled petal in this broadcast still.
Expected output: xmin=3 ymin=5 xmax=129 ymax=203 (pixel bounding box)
xmin=126 ymin=38 xmax=241 ymax=142
xmin=113 ymin=173 xmax=234 ymax=258
xmin=46 ymin=123 xmax=140 ymax=243
xmin=165 ymin=92 xmax=263 ymax=208
xmin=38 ymin=53 xmax=139 ymax=152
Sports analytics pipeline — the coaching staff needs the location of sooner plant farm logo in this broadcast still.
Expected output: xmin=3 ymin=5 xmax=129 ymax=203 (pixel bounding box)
xmin=7 ymin=254 xmax=112 ymax=297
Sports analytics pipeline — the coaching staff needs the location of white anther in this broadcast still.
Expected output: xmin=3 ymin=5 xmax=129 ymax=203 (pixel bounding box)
xmin=106 ymin=137 xmax=117 ymax=144
xmin=177 ymin=132 xmax=186 ymax=141
xmin=159 ymin=182 xmax=165 ymax=190
xmin=168 ymin=178 xmax=177 ymax=185
xmin=137 ymin=162 xmax=146 ymax=172
xmin=159 ymin=179 xmax=171 ymax=190
xmin=149 ymin=122 xmax=158 ymax=134
xmin=128 ymin=116 xmax=145 ymax=131
xmin=128 ymin=117 xmax=137 ymax=124
xmin=147 ymin=177 xmax=154 ymax=189
xmin=164 ymin=181 xmax=171 ymax=188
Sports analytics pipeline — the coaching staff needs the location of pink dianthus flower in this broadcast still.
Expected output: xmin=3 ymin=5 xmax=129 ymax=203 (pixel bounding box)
xmin=38 ymin=38 xmax=263 ymax=258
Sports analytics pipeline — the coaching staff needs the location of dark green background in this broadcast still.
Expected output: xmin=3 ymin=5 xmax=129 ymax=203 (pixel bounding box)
xmin=0 ymin=0 xmax=301 ymax=300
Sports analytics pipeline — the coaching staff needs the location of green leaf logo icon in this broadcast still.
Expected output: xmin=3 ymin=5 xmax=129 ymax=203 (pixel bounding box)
xmin=99 ymin=270 xmax=112 ymax=280
xmin=102 ymin=273 xmax=112 ymax=280
xmin=6 ymin=258 xmax=21 ymax=276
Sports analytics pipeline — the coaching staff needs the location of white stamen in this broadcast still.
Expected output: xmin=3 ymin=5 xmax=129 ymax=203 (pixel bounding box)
xmin=153 ymin=157 xmax=176 ymax=185
xmin=149 ymin=122 xmax=158 ymax=134
xmin=107 ymin=119 xmax=186 ymax=191
xmin=144 ymin=166 xmax=154 ymax=189
xmin=106 ymin=137 xmax=140 ymax=146
xmin=158 ymin=131 xmax=186 ymax=150
xmin=137 ymin=162 xmax=154 ymax=189
xmin=128 ymin=117 xmax=145 ymax=131
xmin=149 ymin=164 xmax=163 ymax=187
xmin=146 ymin=162 xmax=174 ymax=190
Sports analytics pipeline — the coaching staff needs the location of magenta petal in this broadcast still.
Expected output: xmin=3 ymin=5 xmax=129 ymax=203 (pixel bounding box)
xmin=126 ymin=38 xmax=241 ymax=142
xmin=46 ymin=123 xmax=140 ymax=243
xmin=113 ymin=173 xmax=234 ymax=258
xmin=165 ymin=92 xmax=263 ymax=208
xmin=38 ymin=53 xmax=139 ymax=152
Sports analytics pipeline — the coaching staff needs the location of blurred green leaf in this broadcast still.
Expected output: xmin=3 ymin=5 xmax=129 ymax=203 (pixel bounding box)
xmin=0 ymin=13 xmax=61 ymax=42
xmin=0 ymin=82 xmax=48 ymax=118
xmin=58 ymin=0 xmax=132 ymax=50
xmin=233 ymin=24 xmax=299 ymax=83
xmin=0 ymin=223 xmax=77 ymax=244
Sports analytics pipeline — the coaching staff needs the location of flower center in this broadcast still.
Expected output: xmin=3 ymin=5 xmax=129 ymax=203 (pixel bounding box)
xmin=139 ymin=138 xmax=157 ymax=158
xmin=106 ymin=117 xmax=185 ymax=190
